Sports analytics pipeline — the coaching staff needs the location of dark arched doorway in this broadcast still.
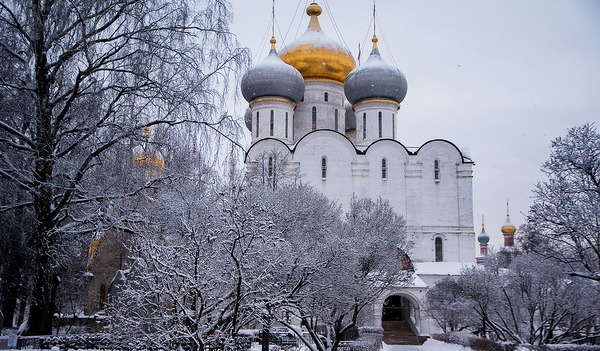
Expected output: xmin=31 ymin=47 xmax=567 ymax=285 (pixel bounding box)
xmin=382 ymin=295 xmax=420 ymax=345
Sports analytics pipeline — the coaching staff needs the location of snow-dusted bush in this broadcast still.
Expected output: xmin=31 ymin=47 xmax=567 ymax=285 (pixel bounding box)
xmin=42 ymin=333 xmax=114 ymax=350
xmin=432 ymin=332 xmax=516 ymax=351
xmin=345 ymin=328 xmax=384 ymax=351
xmin=536 ymin=345 xmax=600 ymax=351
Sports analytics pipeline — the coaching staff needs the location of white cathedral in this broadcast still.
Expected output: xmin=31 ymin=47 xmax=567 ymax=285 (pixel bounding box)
xmin=242 ymin=3 xmax=478 ymax=342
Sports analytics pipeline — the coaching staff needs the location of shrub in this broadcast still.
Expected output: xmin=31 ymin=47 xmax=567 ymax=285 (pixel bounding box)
xmin=432 ymin=332 xmax=516 ymax=351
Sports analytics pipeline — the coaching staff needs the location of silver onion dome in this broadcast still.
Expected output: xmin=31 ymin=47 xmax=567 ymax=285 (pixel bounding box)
xmin=344 ymin=36 xmax=407 ymax=105
xmin=244 ymin=106 xmax=252 ymax=131
xmin=241 ymin=37 xmax=305 ymax=104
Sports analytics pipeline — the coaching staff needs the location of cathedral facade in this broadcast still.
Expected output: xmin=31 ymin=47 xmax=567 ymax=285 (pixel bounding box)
xmin=242 ymin=3 xmax=476 ymax=340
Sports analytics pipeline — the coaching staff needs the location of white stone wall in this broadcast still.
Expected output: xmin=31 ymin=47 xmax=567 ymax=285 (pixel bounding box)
xmin=250 ymin=99 xmax=295 ymax=144
xmin=247 ymin=133 xmax=475 ymax=264
xmin=354 ymin=101 xmax=399 ymax=145
xmin=293 ymin=81 xmax=346 ymax=141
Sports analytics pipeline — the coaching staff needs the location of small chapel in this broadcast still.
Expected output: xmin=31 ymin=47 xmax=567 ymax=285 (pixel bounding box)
xmin=242 ymin=2 xmax=477 ymax=342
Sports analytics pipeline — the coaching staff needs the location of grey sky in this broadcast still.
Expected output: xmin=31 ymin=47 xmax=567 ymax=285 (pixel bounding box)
xmin=229 ymin=0 xmax=600 ymax=249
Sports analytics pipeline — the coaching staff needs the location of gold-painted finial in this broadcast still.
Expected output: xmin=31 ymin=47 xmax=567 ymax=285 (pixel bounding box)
xmin=481 ymin=214 xmax=485 ymax=229
xmin=307 ymin=3 xmax=322 ymax=31
xmin=372 ymin=35 xmax=379 ymax=50
xmin=270 ymin=36 xmax=276 ymax=50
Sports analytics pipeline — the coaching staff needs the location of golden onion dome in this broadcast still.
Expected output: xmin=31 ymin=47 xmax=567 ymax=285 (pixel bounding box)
xmin=280 ymin=2 xmax=356 ymax=84
xmin=501 ymin=217 xmax=517 ymax=235
xmin=132 ymin=127 xmax=165 ymax=174
xmin=501 ymin=201 xmax=517 ymax=235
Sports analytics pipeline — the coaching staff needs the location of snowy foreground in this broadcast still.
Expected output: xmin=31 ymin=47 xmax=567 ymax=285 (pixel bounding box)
xmin=384 ymin=340 xmax=473 ymax=351
xmin=0 ymin=341 xmax=493 ymax=351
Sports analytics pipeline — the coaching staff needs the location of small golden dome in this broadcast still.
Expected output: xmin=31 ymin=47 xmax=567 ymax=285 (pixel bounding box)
xmin=132 ymin=127 xmax=165 ymax=174
xmin=280 ymin=2 xmax=356 ymax=84
xmin=501 ymin=220 xmax=517 ymax=235
xmin=501 ymin=200 xmax=517 ymax=235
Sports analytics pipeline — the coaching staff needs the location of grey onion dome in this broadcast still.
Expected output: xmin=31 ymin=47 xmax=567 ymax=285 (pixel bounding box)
xmin=344 ymin=36 xmax=408 ymax=105
xmin=478 ymin=224 xmax=490 ymax=244
xmin=244 ymin=106 xmax=252 ymax=131
xmin=241 ymin=37 xmax=305 ymax=104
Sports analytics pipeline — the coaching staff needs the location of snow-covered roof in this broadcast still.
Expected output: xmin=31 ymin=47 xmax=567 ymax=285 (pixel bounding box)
xmin=408 ymin=272 xmax=428 ymax=288
xmin=414 ymin=262 xmax=476 ymax=276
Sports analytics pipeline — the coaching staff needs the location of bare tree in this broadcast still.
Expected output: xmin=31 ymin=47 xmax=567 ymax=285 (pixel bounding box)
xmin=0 ymin=0 xmax=249 ymax=334
xmin=521 ymin=123 xmax=600 ymax=282
xmin=246 ymin=148 xmax=299 ymax=190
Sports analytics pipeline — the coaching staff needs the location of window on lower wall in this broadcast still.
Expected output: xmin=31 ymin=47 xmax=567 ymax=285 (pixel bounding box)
xmin=321 ymin=157 xmax=327 ymax=179
xmin=382 ymin=158 xmax=388 ymax=179
xmin=434 ymin=159 xmax=441 ymax=182
xmin=435 ymin=237 xmax=443 ymax=262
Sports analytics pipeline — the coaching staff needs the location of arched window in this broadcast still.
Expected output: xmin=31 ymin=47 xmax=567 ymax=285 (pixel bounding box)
xmin=285 ymin=112 xmax=289 ymax=138
xmin=268 ymin=157 xmax=273 ymax=178
xmin=382 ymin=158 xmax=388 ymax=179
xmin=312 ymin=106 xmax=317 ymax=130
xmin=434 ymin=159 xmax=441 ymax=182
xmin=362 ymin=113 xmax=367 ymax=139
xmin=378 ymin=111 xmax=382 ymax=138
xmin=435 ymin=237 xmax=443 ymax=262
xmin=324 ymin=92 xmax=329 ymax=102
xmin=256 ymin=112 xmax=259 ymax=137
xmin=270 ymin=110 xmax=274 ymax=136
xmin=321 ymin=157 xmax=327 ymax=179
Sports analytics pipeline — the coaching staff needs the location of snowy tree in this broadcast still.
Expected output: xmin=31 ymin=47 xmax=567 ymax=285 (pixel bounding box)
xmin=245 ymin=148 xmax=299 ymax=190
xmin=0 ymin=0 xmax=249 ymax=335
xmin=427 ymin=253 xmax=600 ymax=346
xmin=265 ymin=194 xmax=411 ymax=351
xmin=424 ymin=278 xmax=474 ymax=333
xmin=521 ymin=123 xmax=600 ymax=282
xmin=109 ymin=182 xmax=287 ymax=351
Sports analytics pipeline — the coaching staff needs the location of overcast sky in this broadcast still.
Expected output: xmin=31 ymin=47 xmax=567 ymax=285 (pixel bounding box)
xmin=228 ymin=0 xmax=600 ymax=249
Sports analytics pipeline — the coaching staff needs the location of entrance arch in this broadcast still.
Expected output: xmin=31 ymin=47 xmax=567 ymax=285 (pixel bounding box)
xmin=379 ymin=293 xmax=422 ymax=345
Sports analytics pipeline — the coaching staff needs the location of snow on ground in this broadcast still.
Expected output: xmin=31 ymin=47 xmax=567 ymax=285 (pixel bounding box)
xmin=383 ymin=340 xmax=474 ymax=351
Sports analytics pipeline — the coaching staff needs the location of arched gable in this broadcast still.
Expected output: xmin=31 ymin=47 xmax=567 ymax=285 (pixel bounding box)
xmin=245 ymin=137 xmax=292 ymax=163
xmin=414 ymin=139 xmax=473 ymax=164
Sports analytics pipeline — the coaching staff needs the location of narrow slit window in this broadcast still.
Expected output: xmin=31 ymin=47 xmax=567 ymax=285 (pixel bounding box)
xmin=392 ymin=113 xmax=396 ymax=139
xmin=268 ymin=157 xmax=273 ymax=178
xmin=434 ymin=159 xmax=441 ymax=182
xmin=378 ymin=111 xmax=382 ymax=138
xmin=334 ymin=109 xmax=339 ymax=131
xmin=256 ymin=112 xmax=259 ymax=137
xmin=435 ymin=237 xmax=443 ymax=262
xmin=324 ymin=92 xmax=329 ymax=102
xmin=285 ymin=112 xmax=289 ymax=138
xmin=270 ymin=110 xmax=274 ymax=136
xmin=312 ymin=106 xmax=317 ymax=130
xmin=363 ymin=113 xmax=366 ymax=139
xmin=321 ymin=157 xmax=327 ymax=179
xmin=382 ymin=158 xmax=388 ymax=179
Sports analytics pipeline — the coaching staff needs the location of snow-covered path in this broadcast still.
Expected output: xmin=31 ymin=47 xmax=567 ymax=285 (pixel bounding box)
xmin=383 ymin=340 xmax=473 ymax=351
